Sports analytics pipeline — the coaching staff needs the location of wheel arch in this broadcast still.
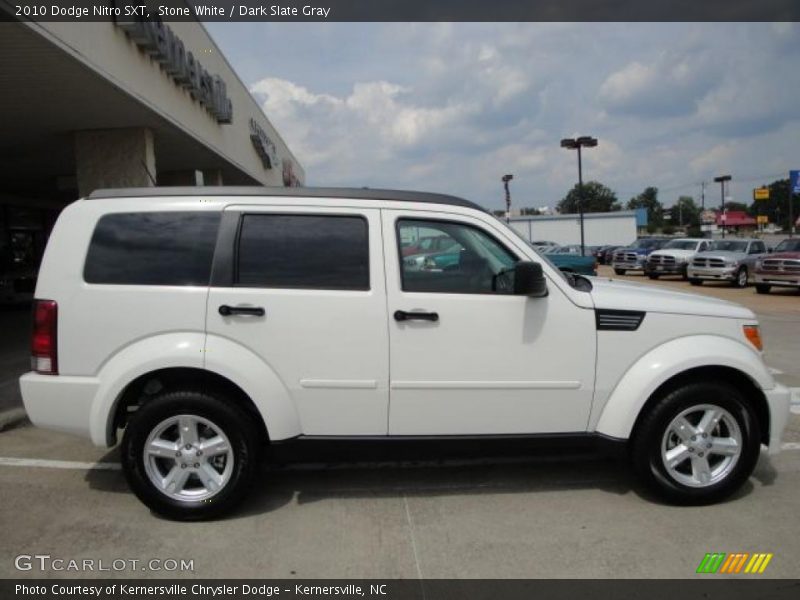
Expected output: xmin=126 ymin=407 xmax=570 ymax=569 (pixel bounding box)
xmin=593 ymin=335 xmax=773 ymax=446
xmin=111 ymin=367 xmax=269 ymax=446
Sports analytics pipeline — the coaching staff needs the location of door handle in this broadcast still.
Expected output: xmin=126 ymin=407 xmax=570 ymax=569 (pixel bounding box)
xmin=219 ymin=305 xmax=265 ymax=317
xmin=394 ymin=310 xmax=439 ymax=322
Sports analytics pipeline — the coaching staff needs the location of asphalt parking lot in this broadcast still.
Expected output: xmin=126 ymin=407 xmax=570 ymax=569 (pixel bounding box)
xmin=1 ymin=271 xmax=798 ymax=579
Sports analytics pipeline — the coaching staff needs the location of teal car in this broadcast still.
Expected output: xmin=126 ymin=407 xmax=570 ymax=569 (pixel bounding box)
xmin=538 ymin=245 xmax=597 ymax=276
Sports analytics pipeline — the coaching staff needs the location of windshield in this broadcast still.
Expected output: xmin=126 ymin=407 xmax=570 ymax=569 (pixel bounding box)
xmin=710 ymin=241 xmax=748 ymax=252
xmin=631 ymin=239 xmax=665 ymax=249
xmin=775 ymin=239 xmax=800 ymax=252
xmin=663 ymin=240 xmax=699 ymax=250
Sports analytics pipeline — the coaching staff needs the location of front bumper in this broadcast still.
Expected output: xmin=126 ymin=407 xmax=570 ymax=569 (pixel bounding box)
xmin=755 ymin=273 xmax=800 ymax=288
xmin=766 ymin=382 xmax=793 ymax=455
xmin=687 ymin=266 xmax=737 ymax=281
xmin=612 ymin=261 xmax=644 ymax=271
xmin=645 ymin=263 xmax=687 ymax=275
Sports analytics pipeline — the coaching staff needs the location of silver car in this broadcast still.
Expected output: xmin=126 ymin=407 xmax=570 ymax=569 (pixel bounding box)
xmin=687 ymin=238 xmax=768 ymax=288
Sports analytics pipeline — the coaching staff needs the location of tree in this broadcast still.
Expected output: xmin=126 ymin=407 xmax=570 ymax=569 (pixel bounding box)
xmin=748 ymin=178 xmax=800 ymax=230
xmin=669 ymin=196 xmax=701 ymax=228
xmin=627 ymin=187 xmax=664 ymax=227
xmin=557 ymin=181 xmax=620 ymax=214
xmin=723 ymin=201 xmax=749 ymax=213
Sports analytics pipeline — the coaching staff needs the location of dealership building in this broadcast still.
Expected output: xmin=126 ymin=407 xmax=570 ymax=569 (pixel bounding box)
xmin=0 ymin=13 xmax=304 ymax=282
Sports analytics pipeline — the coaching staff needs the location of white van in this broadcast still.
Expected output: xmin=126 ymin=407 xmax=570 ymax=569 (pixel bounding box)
xmin=20 ymin=187 xmax=791 ymax=519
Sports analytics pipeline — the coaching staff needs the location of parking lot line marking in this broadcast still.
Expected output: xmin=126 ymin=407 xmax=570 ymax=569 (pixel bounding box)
xmin=403 ymin=494 xmax=426 ymax=597
xmin=0 ymin=457 xmax=121 ymax=470
xmin=781 ymin=442 xmax=800 ymax=451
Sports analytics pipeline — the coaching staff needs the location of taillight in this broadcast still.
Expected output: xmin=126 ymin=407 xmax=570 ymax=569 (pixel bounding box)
xmin=31 ymin=299 xmax=58 ymax=375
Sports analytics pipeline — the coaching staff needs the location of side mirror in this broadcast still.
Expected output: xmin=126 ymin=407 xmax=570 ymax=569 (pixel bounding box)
xmin=514 ymin=261 xmax=548 ymax=297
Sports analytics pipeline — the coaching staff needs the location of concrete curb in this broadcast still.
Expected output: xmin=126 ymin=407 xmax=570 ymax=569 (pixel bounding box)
xmin=0 ymin=407 xmax=28 ymax=432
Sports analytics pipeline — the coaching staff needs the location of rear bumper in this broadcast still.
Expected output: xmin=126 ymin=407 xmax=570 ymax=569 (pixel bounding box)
xmin=766 ymin=383 xmax=792 ymax=455
xmin=755 ymin=273 xmax=800 ymax=288
xmin=19 ymin=372 xmax=99 ymax=441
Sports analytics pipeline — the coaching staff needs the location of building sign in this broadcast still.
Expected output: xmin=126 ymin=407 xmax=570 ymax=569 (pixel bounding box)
xmin=791 ymin=170 xmax=800 ymax=195
xmin=249 ymin=118 xmax=278 ymax=169
xmin=700 ymin=209 xmax=717 ymax=224
xmin=113 ymin=7 xmax=233 ymax=124
xmin=757 ymin=215 xmax=769 ymax=224
xmin=282 ymin=159 xmax=300 ymax=187
xmin=753 ymin=187 xmax=769 ymax=200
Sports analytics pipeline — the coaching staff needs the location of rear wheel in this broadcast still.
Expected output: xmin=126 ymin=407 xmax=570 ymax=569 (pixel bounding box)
xmin=614 ymin=268 xmax=626 ymax=276
xmin=121 ymin=389 xmax=261 ymax=520
xmin=689 ymin=278 xmax=702 ymax=286
xmin=631 ymin=381 xmax=760 ymax=505
xmin=733 ymin=267 xmax=748 ymax=288
xmin=755 ymin=284 xmax=771 ymax=294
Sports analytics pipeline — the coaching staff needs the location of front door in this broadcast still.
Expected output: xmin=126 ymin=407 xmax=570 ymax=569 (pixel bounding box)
xmin=383 ymin=210 xmax=596 ymax=435
xmin=206 ymin=205 xmax=389 ymax=435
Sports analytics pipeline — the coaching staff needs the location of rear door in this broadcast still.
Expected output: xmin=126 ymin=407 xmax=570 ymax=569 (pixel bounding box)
xmin=205 ymin=205 xmax=389 ymax=435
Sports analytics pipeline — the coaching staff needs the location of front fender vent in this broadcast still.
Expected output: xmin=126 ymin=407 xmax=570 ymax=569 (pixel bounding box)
xmin=596 ymin=309 xmax=645 ymax=331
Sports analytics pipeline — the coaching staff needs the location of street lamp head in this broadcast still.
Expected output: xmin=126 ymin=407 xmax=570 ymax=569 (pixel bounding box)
xmin=502 ymin=174 xmax=513 ymax=183
xmin=576 ymin=136 xmax=598 ymax=147
xmin=560 ymin=138 xmax=578 ymax=149
xmin=714 ymin=175 xmax=732 ymax=183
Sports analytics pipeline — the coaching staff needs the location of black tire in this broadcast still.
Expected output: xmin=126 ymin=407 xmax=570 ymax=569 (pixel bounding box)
xmin=631 ymin=381 xmax=761 ymax=505
xmin=755 ymin=284 xmax=771 ymax=294
xmin=614 ymin=268 xmax=626 ymax=276
xmin=647 ymin=273 xmax=660 ymax=279
xmin=681 ymin=266 xmax=689 ymax=281
xmin=733 ymin=267 xmax=748 ymax=288
xmin=689 ymin=279 xmax=702 ymax=286
xmin=121 ymin=389 xmax=262 ymax=520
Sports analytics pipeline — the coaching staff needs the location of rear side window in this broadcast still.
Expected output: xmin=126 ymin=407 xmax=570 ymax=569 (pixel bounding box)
xmin=84 ymin=212 xmax=221 ymax=285
xmin=237 ymin=214 xmax=369 ymax=290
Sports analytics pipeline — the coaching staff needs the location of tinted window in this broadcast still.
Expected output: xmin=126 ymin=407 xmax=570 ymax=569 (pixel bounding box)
xmin=398 ymin=219 xmax=517 ymax=294
xmin=237 ymin=214 xmax=369 ymax=290
xmin=84 ymin=212 xmax=220 ymax=285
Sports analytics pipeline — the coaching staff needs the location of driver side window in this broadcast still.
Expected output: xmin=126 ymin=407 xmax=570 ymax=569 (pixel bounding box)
xmin=397 ymin=219 xmax=518 ymax=294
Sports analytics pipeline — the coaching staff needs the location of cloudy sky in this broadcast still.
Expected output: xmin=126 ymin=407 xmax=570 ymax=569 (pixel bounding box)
xmin=206 ymin=22 xmax=799 ymax=212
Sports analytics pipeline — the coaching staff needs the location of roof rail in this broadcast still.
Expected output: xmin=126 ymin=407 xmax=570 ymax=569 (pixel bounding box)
xmin=87 ymin=186 xmax=487 ymax=213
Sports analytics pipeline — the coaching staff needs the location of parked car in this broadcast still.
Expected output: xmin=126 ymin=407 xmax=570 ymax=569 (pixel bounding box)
xmin=611 ymin=238 xmax=670 ymax=275
xmin=645 ymin=238 xmax=712 ymax=280
xmin=595 ymin=245 xmax=620 ymax=265
xmin=687 ymin=239 xmax=768 ymax=288
xmin=531 ymin=240 xmax=559 ymax=251
xmin=602 ymin=245 xmax=624 ymax=266
xmin=754 ymin=238 xmax=800 ymax=294
xmin=401 ymin=234 xmax=455 ymax=257
xmin=532 ymin=244 xmax=597 ymax=276
xmin=21 ymin=186 xmax=792 ymax=519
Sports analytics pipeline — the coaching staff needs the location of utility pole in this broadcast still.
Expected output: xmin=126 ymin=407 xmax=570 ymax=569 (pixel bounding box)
xmin=502 ymin=174 xmax=513 ymax=224
xmin=701 ymin=181 xmax=705 ymax=210
xmin=714 ymin=175 xmax=731 ymax=239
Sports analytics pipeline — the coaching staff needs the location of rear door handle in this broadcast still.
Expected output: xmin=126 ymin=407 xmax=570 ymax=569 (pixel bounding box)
xmin=219 ymin=305 xmax=265 ymax=317
xmin=394 ymin=310 xmax=439 ymax=322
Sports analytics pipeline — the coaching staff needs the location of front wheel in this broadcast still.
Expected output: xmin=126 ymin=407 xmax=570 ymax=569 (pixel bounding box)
xmin=689 ymin=278 xmax=702 ymax=286
xmin=121 ymin=389 xmax=261 ymax=520
xmin=613 ymin=268 xmax=626 ymax=275
xmin=631 ymin=381 xmax=760 ymax=505
xmin=733 ymin=267 xmax=748 ymax=288
xmin=647 ymin=273 xmax=660 ymax=279
xmin=755 ymin=284 xmax=771 ymax=294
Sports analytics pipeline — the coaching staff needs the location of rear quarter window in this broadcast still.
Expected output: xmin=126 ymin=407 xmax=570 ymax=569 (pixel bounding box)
xmin=83 ymin=212 xmax=221 ymax=285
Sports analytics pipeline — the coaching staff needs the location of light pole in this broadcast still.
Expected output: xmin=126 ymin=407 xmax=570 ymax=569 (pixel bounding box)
xmin=561 ymin=136 xmax=598 ymax=256
xmin=502 ymin=174 xmax=513 ymax=223
xmin=714 ymin=174 xmax=731 ymax=239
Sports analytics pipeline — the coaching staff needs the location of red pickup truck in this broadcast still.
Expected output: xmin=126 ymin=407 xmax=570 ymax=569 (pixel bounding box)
xmin=754 ymin=238 xmax=800 ymax=294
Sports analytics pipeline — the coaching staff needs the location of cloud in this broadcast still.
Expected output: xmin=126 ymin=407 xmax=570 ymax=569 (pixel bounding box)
xmin=205 ymin=22 xmax=800 ymax=210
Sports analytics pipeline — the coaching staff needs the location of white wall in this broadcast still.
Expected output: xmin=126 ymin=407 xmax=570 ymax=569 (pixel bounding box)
xmin=510 ymin=212 xmax=638 ymax=246
xmin=32 ymin=20 xmax=304 ymax=187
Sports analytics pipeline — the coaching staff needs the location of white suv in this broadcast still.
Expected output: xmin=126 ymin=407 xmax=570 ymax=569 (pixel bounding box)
xmin=20 ymin=187 xmax=791 ymax=519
